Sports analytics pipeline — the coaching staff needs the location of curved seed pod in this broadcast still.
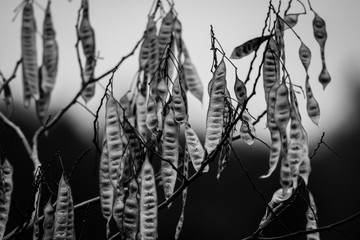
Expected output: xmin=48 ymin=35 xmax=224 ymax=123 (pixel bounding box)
xmin=312 ymin=12 xmax=331 ymax=89
xmin=22 ymin=2 xmax=39 ymax=107
xmin=79 ymin=0 xmax=96 ymax=102
xmin=259 ymin=188 xmax=293 ymax=230
xmin=306 ymin=192 xmax=320 ymax=240
xmin=79 ymin=0 xmax=95 ymax=59
xmin=204 ymin=59 xmax=226 ymax=154
xmin=299 ymin=149 xmax=311 ymax=185
xmin=81 ymin=58 xmax=96 ymax=103
xmin=140 ymin=157 xmax=158 ymax=240
xmin=230 ymin=35 xmax=271 ymax=59
xmin=33 ymin=186 xmax=42 ymax=240
xmin=105 ymin=94 xmax=124 ymax=188
xmin=173 ymin=18 xmax=183 ymax=58
xmin=260 ymin=82 xmax=281 ymax=178
xmin=157 ymin=77 xmax=169 ymax=104
xmin=35 ymin=89 xmax=51 ymax=124
xmin=0 ymin=159 xmax=13 ymax=240
xmin=234 ymin=74 xmax=247 ymax=107
xmin=42 ymin=198 xmax=55 ymax=240
xmin=146 ymin=17 xmax=159 ymax=100
xmin=184 ymin=123 xmax=208 ymax=172
xmin=172 ymin=75 xmax=188 ymax=124
xmin=41 ymin=0 xmax=58 ymax=94
xmin=240 ymin=109 xmax=256 ymax=145
xmin=284 ymin=14 xmax=300 ymax=30
xmin=99 ymin=138 xmax=113 ymax=237
xmin=174 ymin=147 xmax=189 ymax=240
xmin=158 ymin=10 xmax=175 ymax=61
xmin=299 ymin=42 xmax=311 ymax=71
xmin=146 ymin=95 xmax=158 ymax=133
xmin=274 ymin=82 xmax=290 ymax=154
xmin=53 ymin=175 xmax=75 ymax=240
xmin=263 ymin=38 xmax=280 ymax=105
xmin=305 ymin=77 xmax=320 ymax=125
xmin=123 ymin=178 xmax=140 ymax=240
xmin=136 ymin=92 xmax=150 ymax=141
xmin=182 ymin=56 xmax=203 ymax=103
xmin=161 ymin=107 xmax=180 ymax=200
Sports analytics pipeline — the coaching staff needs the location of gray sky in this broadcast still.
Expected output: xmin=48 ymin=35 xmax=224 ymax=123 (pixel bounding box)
xmin=1 ymin=0 xmax=360 ymax=144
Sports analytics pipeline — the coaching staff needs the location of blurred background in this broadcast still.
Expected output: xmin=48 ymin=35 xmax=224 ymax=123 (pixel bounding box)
xmin=1 ymin=0 xmax=360 ymax=239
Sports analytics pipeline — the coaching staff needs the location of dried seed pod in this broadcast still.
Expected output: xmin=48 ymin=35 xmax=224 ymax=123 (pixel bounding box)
xmin=42 ymin=198 xmax=55 ymax=240
xmin=146 ymin=95 xmax=158 ymax=133
xmin=306 ymin=192 xmax=320 ymax=240
xmin=204 ymin=59 xmax=226 ymax=154
xmin=140 ymin=157 xmax=158 ymax=240
xmin=99 ymin=138 xmax=113 ymax=237
xmin=41 ymin=0 xmax=58 ymax=95
xmin=172 ymin=75 xmax=188 ymax=124
xmin=185 ymin=122 xmax=208 ymax=172
xmin=136 ymin=92 xmax=150 ymax=141
xmin=123 ymin=178 xmax=140 ymax=240
xmin=0 ymin=159 xmax=13 ymax=240
xmin=263 ymin=38 xmax=280 ymax=105
xmin=230 ymin=35 xmax=271 ymax=59
xmin=53 ymin=175 xmax=75 ymax=240
xmin=21 ymin=2 xmax=39 ymax=107
xmin=161 ymin=107 xmax=180 ymax=200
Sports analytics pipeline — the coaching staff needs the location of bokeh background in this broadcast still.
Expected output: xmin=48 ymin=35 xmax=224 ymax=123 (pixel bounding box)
xmin=1 ymin=0 xmax=360 ymax=239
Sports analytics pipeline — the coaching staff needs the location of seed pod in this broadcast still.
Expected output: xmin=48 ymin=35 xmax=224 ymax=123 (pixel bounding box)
xmin=146 ymin=95 xmax=158 ymax=133
xmin=21 ymin=2 xmax=39 ymax=107
xmin=172 ymin=75 xmax=188 ymax=124
xmin=53 ymin=175 xmax=75 ymax=240
xmin=204 ymin=59 xmax=226 ymax=154
xmin=105 ymin=94 xmax=124 ymax=188
xmin=35 ymin=88 xmax=51 ymax=125
xmin=306 ymin=192 xmax=320 ymax=240
xmin=158 ymin=10 xmax=175 ymax=62
xmin=184 ymin=122 xmax=208 ymax=172
xmin=41 ymin=0 xmax=58 ymax=95
xmin=234 ymin=74 xmax=247 ymax=107
xmin=239 ymin=109 xmax=256 ymax=145
xmin=123 ymin=178 xmax=140 ymax=240
xmin=79 ymin=0 xmax=96 ymax=102
xmin=136 ymin=92 xmax=150 ymax=141
xmin=174 ymin=147 xmax=189 ymax=240
xmin=230 ymin=35 xmax=271 ymax=59
xmin=42 ymin=198 xmax=55 ymax=240
xmin=312 ymin=12 xmax=331 ymax=89
xmin=305 ymin=77 xmax=320 ymax=125
xmin=140 ymin=157 xmax=158 ymax=240
xmin=259 ymin=188 xmax=293 ymax=230
xmin=33 ymin=186 xmax=42 ymax=240
xmin=263 ymin=38 xmax=280 ymax=105
xmin=161 ymin=107 xmax=180 ymax=200
xmin=274 ymin=82 xmax=290 ymax=154
xmin=99 ymin=138 xmax=113 ymax=237
xmin=284 ymin=14 xmax=300 ymax=30
xmin=182 ymin=55 xmax=203 ymax=103
xmin=261 ymin=82 xmax=281 ymax=178
xmin=0 ymin=159 xmax=13 ymax=240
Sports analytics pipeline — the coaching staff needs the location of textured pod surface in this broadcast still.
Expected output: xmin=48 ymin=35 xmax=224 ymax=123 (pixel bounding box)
xmin=262 ymin=38 xmax=280 ymax=104
xmin=306 ymin=192 xmax=320 ymax=240
xmin=79 ymin=0 xmax=95 ymax=59
xmin=42 ymin=198 xmax=55 ymax=240
xmin=305 ymin=77 xmax=320 ymax=125
xmin=146 ymin=96 xmax=158 ymax=133
xmin=105 ymin=95 xmax=124 ymax=188
xmin=182 ymin=56 xmax=203 ymax=103
xmin=185 ymin=123 xmax=208 ymax=172
xmin=230 ymin=35 xmax=271 ymax=59
xmin=299 ymin=42 xmax=311 ymax=71
xmin=158 ymin=10 xmax=175 ymax=61
xmin=140 ymin=157 xmax=158 ymax=240
xmin=284 ymin=14 xmax=300 ymax=30
xmin=99 ymin=138 xmax=114 ymax=236
xmin=136 ymin=92 xmax=150 ymax=141
xmin=41 ymin=0 xmax=58 ymax=94
xmin=172 ymin=75 xmax=188 ymax=124
xmin=274 ymin=82 xmax=290 ymax=154
xmin=161 ymin=107 xmax=179 ymax=200
xmin=0 ymin=159 xmax=13 ymax=240
xmin=261 ymin=82 xmax=281 ymax=178
xmin=21 ymin=2 xmax=39 ymax=107
xmin=123 ymin=178 xmax=140 ymax=240
xmin=239 ymin=109 xmax=256 ymax=145
xmin=234 ymin=74 xmax=247 ymax=107
xmin=53 ymin=175 xmax=75 ymax=240
xmin=204 ymin=59 xmax=226 ymax=154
